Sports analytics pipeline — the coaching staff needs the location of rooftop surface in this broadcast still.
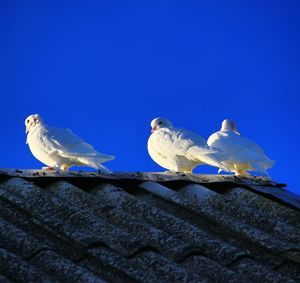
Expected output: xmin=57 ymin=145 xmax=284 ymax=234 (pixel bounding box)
xmin=0 ymin=169 xmax=299 ymax=282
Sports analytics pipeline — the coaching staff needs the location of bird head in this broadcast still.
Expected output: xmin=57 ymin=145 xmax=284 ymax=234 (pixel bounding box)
xmin=221 ymin=119 xmax=240 ymax=134
xmin=150 ymin=117 xmax=173 ymax=133
xmin=25 ymin=114 xmax=43 ymax=134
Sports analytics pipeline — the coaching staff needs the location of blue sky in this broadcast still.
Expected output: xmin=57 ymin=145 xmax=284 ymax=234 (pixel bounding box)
xmin=0 ymin=1 xmax=299 ymax=193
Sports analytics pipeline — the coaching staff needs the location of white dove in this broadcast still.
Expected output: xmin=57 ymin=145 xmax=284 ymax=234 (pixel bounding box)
xmin=25 ymin=114 xmax=115 ymax=172
xmin=207 ymin=119 xmax=275 ymax=177
xmin=147 ymin=117 xmax=229 ymax=173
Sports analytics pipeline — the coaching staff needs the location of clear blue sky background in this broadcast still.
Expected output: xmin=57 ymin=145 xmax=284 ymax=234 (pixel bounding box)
xmin=0 ymin=1 xmax=299 ymax=193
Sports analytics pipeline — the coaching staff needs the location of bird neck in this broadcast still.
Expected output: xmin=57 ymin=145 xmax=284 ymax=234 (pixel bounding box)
xmin=221 ymin=127 xmax=233 ymax=132
xmin=28 ymin=122 xmax=45 ymax=136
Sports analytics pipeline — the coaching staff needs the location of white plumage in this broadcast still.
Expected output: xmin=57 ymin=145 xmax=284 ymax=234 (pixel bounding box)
xmin=207 ymin=119 xmax=275 ymax=176
xmin=147 ymin=117 xmax=228 ymax=173
xmin=25 ymin=114 xmax=115 ymax=172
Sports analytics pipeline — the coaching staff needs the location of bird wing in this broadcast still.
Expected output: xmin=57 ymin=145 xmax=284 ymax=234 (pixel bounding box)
xmin=151 ymin=127 xmax=208 ymax=156
xmin=151 ymin=127 xmax=228 ymax=170
xmin=42 ymin=126 xmax=114 ymax=161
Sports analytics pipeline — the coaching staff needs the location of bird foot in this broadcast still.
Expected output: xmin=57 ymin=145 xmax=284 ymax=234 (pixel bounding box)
xmin=42 ymin=166 xmax=56 ymax=171
xmin=234 ymin=171 xmax=250 ymax=177
xmin=41 ymin=166 xmax=61 ymax=173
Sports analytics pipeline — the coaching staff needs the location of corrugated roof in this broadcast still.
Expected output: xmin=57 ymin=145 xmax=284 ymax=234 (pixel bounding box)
xmin=0 ymin=169 xmax=299 ymax=282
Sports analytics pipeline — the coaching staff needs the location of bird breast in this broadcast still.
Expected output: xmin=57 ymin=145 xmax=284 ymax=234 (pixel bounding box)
xmin=27 ymin=126 xmax=57 ymax=167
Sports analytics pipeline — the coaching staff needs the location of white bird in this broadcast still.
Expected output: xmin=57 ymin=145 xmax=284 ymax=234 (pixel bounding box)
xmin=207 ymin=119 xmax=275 ymax=177
xmin=25 ymin=114 xmax=115 ymax=172
xmin=147 ymin=117 xmax=229 ymax=173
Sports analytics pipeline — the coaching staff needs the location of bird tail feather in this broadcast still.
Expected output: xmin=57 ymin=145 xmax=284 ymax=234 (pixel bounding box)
xmin=187 ymin=146 xmax=230 ymax=172
xmin=77 ymin=156 xmax=114 ymax=173
xmin=264 ymin=159 xmax=275 ymax=169
xmin=249 ymin=160 xmax=274 ymax=179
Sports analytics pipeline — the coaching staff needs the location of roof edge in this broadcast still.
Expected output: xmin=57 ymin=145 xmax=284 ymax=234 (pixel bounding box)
xmin=0 ymin=168 xmax=285 ymax=187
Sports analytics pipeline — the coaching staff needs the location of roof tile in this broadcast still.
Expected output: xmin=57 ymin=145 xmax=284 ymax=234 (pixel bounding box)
xmin=0 ymin=170 xmax=299 ymax=282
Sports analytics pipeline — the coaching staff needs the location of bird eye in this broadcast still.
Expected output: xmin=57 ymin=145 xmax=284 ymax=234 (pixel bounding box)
xmin=158 ymin=121 xmax=162 ymax=125
xmin=27 ymin=120 xmax=29 ymax=123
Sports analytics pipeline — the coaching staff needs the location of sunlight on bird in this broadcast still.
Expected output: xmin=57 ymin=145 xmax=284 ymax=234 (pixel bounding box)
xmin=25 ymin=114 xmax=115 ymax=173
xmin=207 ymin=119 xmax=275 ymax=178
xmin=148 ymin=117 xmax=229 ymax=173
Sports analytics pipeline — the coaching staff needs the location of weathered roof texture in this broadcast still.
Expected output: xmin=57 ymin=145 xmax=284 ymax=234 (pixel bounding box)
xmin=0 ymin=169 xmax=299 ymax=283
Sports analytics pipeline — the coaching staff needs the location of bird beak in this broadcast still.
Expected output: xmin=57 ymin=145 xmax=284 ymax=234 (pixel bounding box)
xmin=234 ymin=130 xmax=240 ymax=135
xmin=151 ymin=126 xmax=157 ymax=133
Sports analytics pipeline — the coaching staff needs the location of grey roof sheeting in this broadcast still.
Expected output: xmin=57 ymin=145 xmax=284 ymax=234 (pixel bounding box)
xmin=0 ymin=169 xmax=299 ymax=282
